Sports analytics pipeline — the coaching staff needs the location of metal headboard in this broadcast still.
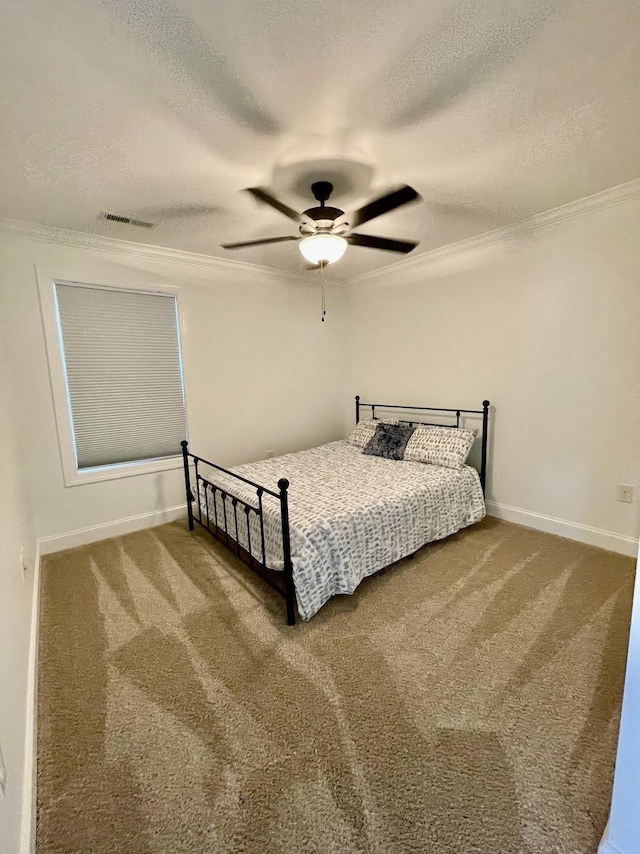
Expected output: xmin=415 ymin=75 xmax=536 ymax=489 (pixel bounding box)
xmin=355 ymin=396 xmax=491 ymax=494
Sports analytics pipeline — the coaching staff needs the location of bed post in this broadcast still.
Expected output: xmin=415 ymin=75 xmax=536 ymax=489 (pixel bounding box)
xmin=480 ymin=400 xmax=490 ymax=495
xmin=181 ymin=440 xmax=194 ymax=531
xmin=355 ymin=394 xmax=360 ymax=424
xmin=279 ymin=479 xmax=296 ymax=625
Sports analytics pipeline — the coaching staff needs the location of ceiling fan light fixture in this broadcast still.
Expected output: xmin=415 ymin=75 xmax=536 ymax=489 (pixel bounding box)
xmin=299 ymin=233 xmax=347 ymax=265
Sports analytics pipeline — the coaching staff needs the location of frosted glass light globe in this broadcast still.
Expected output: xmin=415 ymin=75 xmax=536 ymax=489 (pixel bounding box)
xmin=299 ymin=233 xmax=348 ymax=265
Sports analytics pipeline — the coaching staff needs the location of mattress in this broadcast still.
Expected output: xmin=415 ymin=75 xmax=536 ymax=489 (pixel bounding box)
xmin=197 ymin=440 xmax=485 ymax=620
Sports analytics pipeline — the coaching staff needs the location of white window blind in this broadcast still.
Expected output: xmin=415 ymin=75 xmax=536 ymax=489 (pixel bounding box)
xmin=54 ymin=283 xmax=187 ymax=470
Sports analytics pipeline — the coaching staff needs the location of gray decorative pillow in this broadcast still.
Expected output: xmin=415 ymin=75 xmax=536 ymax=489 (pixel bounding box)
xmin=347 ymin=417 xmax=400 ymax=449
xmin=403 ymin=425 xmax=477 ymax=469
xmin=362 ymin=423 xmax=416 ymax=460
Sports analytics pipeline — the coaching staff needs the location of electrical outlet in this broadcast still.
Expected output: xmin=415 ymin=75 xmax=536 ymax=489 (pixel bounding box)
xmin=266 ymin=449 xmax=275 ymax=459
xmin=616 ymin=484 xmax=634 ymax=504
xmin=0 ymin=739 xmax=6 ymax=796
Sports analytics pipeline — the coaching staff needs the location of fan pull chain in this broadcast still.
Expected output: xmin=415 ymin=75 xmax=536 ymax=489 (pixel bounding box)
xmin=320 ymin=261 xmax=326 ymax=322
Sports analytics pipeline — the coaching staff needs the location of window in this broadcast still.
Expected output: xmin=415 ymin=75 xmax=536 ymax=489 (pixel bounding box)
xmin=40 ymin=277 xmax=187 ymax=486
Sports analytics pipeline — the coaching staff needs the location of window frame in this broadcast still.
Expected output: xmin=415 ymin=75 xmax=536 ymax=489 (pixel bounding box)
xmin=38 ymin=273 xmax=189 ymax=487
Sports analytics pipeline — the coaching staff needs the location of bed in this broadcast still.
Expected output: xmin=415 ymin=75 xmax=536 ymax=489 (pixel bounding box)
xmin=181 ymin=397 xmax=490 ymax=624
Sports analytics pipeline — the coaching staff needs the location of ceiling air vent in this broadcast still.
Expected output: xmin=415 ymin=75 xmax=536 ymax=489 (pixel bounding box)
xmin=99 ymin=211 xmax=156 ymax=229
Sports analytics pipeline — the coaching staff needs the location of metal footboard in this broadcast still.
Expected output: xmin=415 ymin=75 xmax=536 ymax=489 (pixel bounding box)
xmin=181 ymin=441 xmax=296 ymax=625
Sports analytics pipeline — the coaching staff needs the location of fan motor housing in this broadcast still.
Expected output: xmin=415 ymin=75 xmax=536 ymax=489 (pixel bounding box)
xmin=304 ymin=205 xmax=344 ymax=222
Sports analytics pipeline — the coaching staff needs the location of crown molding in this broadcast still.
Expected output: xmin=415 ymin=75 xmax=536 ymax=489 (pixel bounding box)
xmin=0 ymin=217 xmax=308 ymax=284
xmin=348 ymin=176 xmax=640 ymax=286
xmin=2 ymin=175 xmax=639 ymax=288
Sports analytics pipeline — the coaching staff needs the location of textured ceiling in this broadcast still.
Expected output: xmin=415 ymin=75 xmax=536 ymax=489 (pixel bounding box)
xmin=1 ymin=0 xmax=639 ymax=279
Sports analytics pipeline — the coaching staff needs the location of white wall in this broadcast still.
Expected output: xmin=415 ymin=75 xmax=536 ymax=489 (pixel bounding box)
xmin=0 ymin=306 xmax=37 ymax=853
xmin=345 ymin=194 xmax=640 ymax=554
xmin=0 ymin=232 xmax=347 ymax=547
xmin=4 ymin=193 xmax=638 ymax=556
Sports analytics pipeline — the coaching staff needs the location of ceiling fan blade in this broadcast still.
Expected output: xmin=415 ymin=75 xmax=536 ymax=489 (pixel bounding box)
xmin=245 ymin=187 xmax=301 ymax=222
xmin=221 ymin=236 xmax=300 ymax=250
xmin=350 ymin=185 xmax=421 ymax=228
xmin=347 ymin=233 xmax=419 ymax=254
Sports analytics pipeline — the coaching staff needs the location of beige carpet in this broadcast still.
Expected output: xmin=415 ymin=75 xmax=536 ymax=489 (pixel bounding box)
xmin=37 ymin=517 xmax=635 ymax=854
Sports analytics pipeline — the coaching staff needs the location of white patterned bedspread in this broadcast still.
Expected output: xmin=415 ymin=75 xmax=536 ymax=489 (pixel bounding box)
xmin=197 ymin=440 xmax=485 ymax=620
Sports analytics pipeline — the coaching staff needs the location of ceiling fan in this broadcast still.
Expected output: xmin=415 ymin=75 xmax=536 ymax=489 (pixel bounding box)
xmin=221 ymin=181 xmax=422 ymax=266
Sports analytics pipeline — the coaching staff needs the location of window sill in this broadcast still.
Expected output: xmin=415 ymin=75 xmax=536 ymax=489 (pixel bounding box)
xmin=63 ymin=455 xmax=183 ymax=487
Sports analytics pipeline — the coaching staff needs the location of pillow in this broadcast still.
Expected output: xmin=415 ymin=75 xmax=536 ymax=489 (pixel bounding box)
xmin=362 ymin=422 xmax=416 ymax=461
xmin=403 ymin=425 xmax=477 ymax=469
xmin=347 ymin=417 xmax=400 ymax=449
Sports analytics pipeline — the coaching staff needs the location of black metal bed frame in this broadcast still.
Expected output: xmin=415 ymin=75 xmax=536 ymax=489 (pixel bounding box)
xmin=182 ymin=396 xmax=490 ymax=625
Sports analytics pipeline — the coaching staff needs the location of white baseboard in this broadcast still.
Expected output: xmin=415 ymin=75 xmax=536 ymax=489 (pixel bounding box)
xmin=20 ymin=541 xmax=41 ymax=854
xmin=486 ymin=501 xmax=639 ymax=557
xmin=37 ymin=499 xmax=637 ymax=558
xmin=37 ymin=504 xmax=187 ymax=555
